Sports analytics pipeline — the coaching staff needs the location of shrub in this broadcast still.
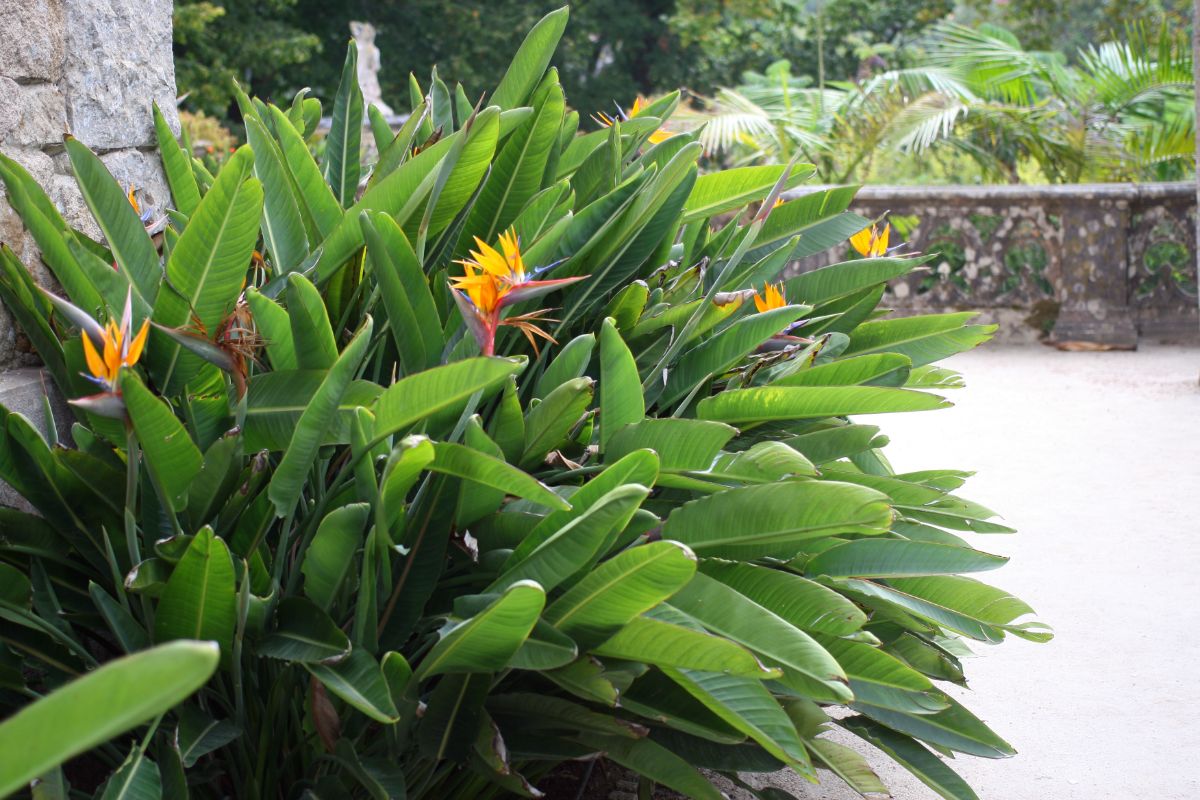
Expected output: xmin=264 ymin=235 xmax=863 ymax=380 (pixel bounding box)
xmin=0 ymin=8 xmax=1047 ymax=799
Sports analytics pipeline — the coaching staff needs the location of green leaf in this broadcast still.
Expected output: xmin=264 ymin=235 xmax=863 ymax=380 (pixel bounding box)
xmin=429 ymin=442 xmax=569 ymax=510
xmin=175 ymin=705 xmax=240 ymax=768
xmin=0 ymin=641 xmax=218 ymax=796
xmin=306 ymin=648 xmax=400 ymax=724
xmin=153 ymin=528 xmax=237 ymax=659
xmin=509 ymin=619 xmax=578 ymax=670
xmin=668 ymin=573 xmax=849 ymax=698
xmin=286 ymin=273 xmax=339 ymax=370
xmin=97 ymin=750 xmax=161 ymax=800
xmin=805 ymin=539 xmax=1008 ymax=578
xmin=492 ymin=484 xmax=649 ymax=593
xmin=807 ymin=737 xmax=889 ymax=797
xmin=574 ymin=733 xmax=725 ymax=800
xmin=697 ymin=385 xmax=950 ymax=424
xmin=599 ymin=319 xmax=643 ymax=454
xmin=243 ymin=371 xmax=382 ymax=451
xmin=268 ymin=316 xmax=373 ymax=517
xmin=244 ymin=288 xmax=296 ymax=370
xmin=120 ymin=371 xmax=203 ymax=512
xmin=244 ymin=114 xmax=309 ymax=275
xmin=490 ymin=7 xmax=569 ymax=110
xmin=418 ymin=673 xmax=489 ymax=762
xmin=416 ymin=580 xmax=545 ymax=679
xmin=593 ymin=614 xmax=772 ymax=677
xmin=844 ymin=313 xmax=995 ymax=367
xmin=89 ymin=582 xmax=150 ymax=653
xmin=258 ymin=596 xmax=352 ymax=663
xmin=854 ymin=694 xmax=1015 ymax=758
xmin=783 ymin=257 xmax=917 ymax=305
xmin=697 ymin=561 xmax=867 ymax=636
xmin=663 ymin=481 xmax=893 ymax=560
xmin=543 ymin=540 xmax=697 ymax=649
xmin=64 ymin=137 xmax=161 ymax=304
xmin=153 ymin=103 xmax=200 ymax=217
xmin=149 ymin=145 xmax=263 ymax=392
xmin=360 ymin=211 xmax=442 ymax=375
xmin=773 ymin=353 xmax=913 ymax=387
xmin=606 ymin=418 xmax=736 ymax=470
xmin=372 ymin=357 xmax=524 ymax=445
xmin=534 ymin=333 xmax=595 ymax=400
xmin=682 ymin=165 xmax=806 ymax=222
xmin=268 ymin=105 xmax=343 ymax=241
xmin=325 ymin=40 xmax=364 ymax=207
xmin=662 ymin=668 xmax=812 ymax=772
xmin=301 ymin=503 xmax=371 ymax=610
xmin=506 ymin=448 xmax=659 ymax=566
xmin=842 ymin=716 xmax=979 ymax=800
xmin=521 ymin=376 xmax=593 ymax=468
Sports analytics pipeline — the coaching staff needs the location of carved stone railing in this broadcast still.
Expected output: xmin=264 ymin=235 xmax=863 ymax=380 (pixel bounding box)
xmin=787 ymin=183 xmax=1198 ymax=344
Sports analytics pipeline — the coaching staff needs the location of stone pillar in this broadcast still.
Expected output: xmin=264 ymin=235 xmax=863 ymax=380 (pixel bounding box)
xmin=1051 ymin=192 xmax=1139 ymax=347
xmin=0 ymin=0 xmax=178 ymax=367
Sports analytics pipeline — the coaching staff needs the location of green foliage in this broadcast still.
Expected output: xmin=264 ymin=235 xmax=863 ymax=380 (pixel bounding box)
xmin=0 ymin=9 xmax=1046 ymax=800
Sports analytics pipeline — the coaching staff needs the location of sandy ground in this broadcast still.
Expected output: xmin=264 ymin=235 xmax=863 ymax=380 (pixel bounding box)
xmin=740 ymin=344 xmax=1200 ymax=800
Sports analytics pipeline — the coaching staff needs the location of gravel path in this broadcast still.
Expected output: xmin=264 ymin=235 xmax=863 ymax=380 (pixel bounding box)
xmin=744 ymin=344 xmax=1200 ymax=800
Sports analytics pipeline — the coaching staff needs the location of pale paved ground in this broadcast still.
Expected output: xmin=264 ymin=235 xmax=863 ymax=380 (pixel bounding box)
xmin=741 ymin=345 xmax=1200 ymax=800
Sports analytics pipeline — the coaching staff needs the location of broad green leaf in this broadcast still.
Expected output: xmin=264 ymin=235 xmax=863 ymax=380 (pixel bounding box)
xmin=773 ymin=353 xmax=913 ymax=387
xmin=506 ymin=448 xmax=659 ymax=566
xmin=783 ymin=257 xmax=917 ymax=305
xmin=286 ymin=273 xmax=338 ymax=370
xmin=361 ymin=211 xmax=442 ymax=374
xmin=682 ymin=164 xmax=807 ymax=222
xmin=697 ymin=385 xmax=950 ymax=424
xmin=575 ymin=733 xmax=724 ymax=800
xmin=428 ymin=442 xmax=569 ymax=510
xmin=0 ymin=641 xmax=217 ymax=796
xmin=244 ymin=288 xmax=296 ymax=370
xmin=244 ymin=114 xmax=308 ymax=274
xmin=301 ymin=503 xmax=370 ymax=610
xmin=697 ymin=561 xmax=867 ymax=636
xmin=543 ymin=541 xmax=696 ymax=648
xmin=153 ymin=528 xmax=237 ymax=658
xmin=120 ymin=371 xmax=202 ymax=512
xmin=89 ymin=583 xmax=150 ymax=653
xmin=416 ymin=580 xmax=545 ymax=679
xmin=268 ymin=104 xmax=343 ymax=240
xmin=534 ymin=333 xmax=595 ymax=400
xmin=807 ymin=737 xmax=889 ymax=797
xmin=243 ymin=372 xmax=381 ymax=451
xmin=307 ymin=648 xmax=399 ymax=723
xmin=606 ymin=418 xmax=736 ymax=469
xmin=268 ymin=316 xmax=373 ymax=517
xmin=175 ymin=705 xmax=240 ymax=768
xmin=153 ymin=103 xmax=200 ymax=217
xmin=97 ymin=750 xmax=160 ymax=800
xmin=805 ymin=539 xmax=1008 ymax=578
xmin=418 ymin=673 xmax=489 ymax=761
xmin=844 ymin=313 xmax=995 ymax=367
xmin=842 ymin=716 xmax=979 ymax=800
xmin=372 ymin=357 xmax=524 ymax=445
xmin=662 ymin=667 xmax=812 ymax=773
xmin=663 ymin=481 xmax=892 ymax=560
xmin=258 ymin=596 xmax=352 ymax=663
xmin=149 ymin=145 xmax=262 ymax=392
xmin=668 ymin=573 xmax=849 ymax=698
xmin=593 ymin=614 xmax=773 ymax=677
xmin=854 ymin=694 xmax=1015 ymax=758
xmin=598 ymin=319 xmax=643 ymax=453
xmin=492 ymin=484 xmax=649 ymax=593
xmin=64 ymin=137 xmax=161 ymax=304
xmin=520 ymin=376 xmax=593 ymax=468
xmin=325 ymin=41 xmax=364 ymax=207
xmin=490 ymin=7 xmax=569 ymax=110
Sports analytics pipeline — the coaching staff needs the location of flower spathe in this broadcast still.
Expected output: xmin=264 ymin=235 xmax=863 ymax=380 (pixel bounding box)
xmin=753 ymin=281 xmax=787 ymax=313
xmin=850 ymin=223 xmax=891 ymax=258
xmin=450 ymin=229 xmax=586 ymax=356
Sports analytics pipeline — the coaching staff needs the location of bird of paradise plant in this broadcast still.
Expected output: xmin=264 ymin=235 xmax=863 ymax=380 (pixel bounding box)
xmin=593 ymin=96 xmax=675 ymax=144
xmin=850 ymin=222 xmax=891 ymax=257
xmin=753 ymin=281 xmax=788 ymax=313
xmin=450 ymin=229 xmax=585 ymax=355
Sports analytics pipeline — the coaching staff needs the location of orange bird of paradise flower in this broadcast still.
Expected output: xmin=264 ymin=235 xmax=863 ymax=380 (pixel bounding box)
xmin=753 ymin=281 xmax=787 ymax=313
xmin=450 ymin=229 xmax=586 ymax=356
xmin=850 ymin=223 xmax=891 ymax=258
xmin=593 ymin=97 xmax=675 ymax=145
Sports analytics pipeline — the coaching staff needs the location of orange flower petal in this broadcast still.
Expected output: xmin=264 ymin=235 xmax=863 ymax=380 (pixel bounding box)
xmin=82 ymin=332 xmax=108 ymax=381
xmin=125 ymin=319 xmax=150 ymax=367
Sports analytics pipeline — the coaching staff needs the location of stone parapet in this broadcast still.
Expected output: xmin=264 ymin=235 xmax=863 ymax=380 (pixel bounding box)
xmin=785 ymin=182 xmax=1199 ymax=345
xmin=0 ymin=0 xmax=177 ymax=367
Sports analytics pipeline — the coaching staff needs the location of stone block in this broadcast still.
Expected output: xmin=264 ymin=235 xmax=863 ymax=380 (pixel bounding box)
xmin=0 ymin=0 xmax=67 ymax=81
xmin=99 ymin=148 xmax=170 ymax=215
xmin=0 ymin=79 xmax=68 ymax=148
xmin=0 ymin=368 xmax=72 ymax=510
xmin=63 ymin=0 xmax=177 ymax=150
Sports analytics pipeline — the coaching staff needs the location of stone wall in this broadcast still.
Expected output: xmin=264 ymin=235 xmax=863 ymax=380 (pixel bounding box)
xmin=787 ymin=183 xmax=1199 ymax=345
xmin=0 ymin=0 xmax=177 ymax=366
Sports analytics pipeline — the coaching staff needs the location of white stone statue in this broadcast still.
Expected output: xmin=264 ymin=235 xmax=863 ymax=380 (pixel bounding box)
xmin=350 ymin=21 xmax=393 ymax=117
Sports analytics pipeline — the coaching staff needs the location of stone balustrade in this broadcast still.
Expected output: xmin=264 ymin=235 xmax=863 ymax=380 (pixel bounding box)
xmin=786 ymin=183 xmax=1199 ymax=345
